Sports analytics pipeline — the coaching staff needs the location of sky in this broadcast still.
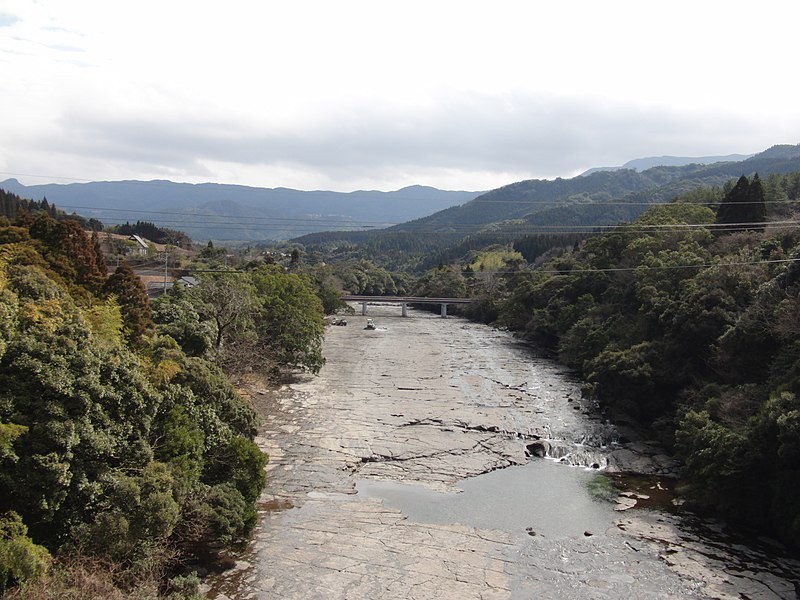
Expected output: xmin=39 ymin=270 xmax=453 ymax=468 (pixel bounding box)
xmin=1 ymin=1 xmax=799 ymax=193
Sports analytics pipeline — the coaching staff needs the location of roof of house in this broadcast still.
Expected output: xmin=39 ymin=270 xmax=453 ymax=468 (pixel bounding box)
xmin=178 ymin=276 xmax=199 ymax=287
xmin=129 ymin=234 xmax=149 ymax=249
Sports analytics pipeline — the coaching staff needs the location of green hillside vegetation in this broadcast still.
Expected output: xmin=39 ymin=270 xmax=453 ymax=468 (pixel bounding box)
xmin=1 ymin=188 xmax=104 ymax=232
xmin=0 ymin=211 xmax=326 ymax=596
xmin=469 ymin=248 xmax=524 ymax=272
xmin=473 ymin=174 xmax=800 ymax=545
xmin=110 ymin=221 xmax=193 ymax=250
xmin=294 ymin=145 xmax=800 ymax=267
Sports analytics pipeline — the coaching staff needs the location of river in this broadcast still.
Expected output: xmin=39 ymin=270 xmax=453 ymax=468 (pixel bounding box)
xmin=205 ymin=305 xmax=800 ymax=599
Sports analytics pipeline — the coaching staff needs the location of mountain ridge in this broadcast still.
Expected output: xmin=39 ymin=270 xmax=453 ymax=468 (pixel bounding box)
xmin=4 ymin=144 xmax=799 ymax=244
xmin=294 ymin=143 xmax=800 ymax=252
xmin=0 ymin=179 xmax=482 ymax=242
xmin=580 ymin=153 xmax=755 ymax=176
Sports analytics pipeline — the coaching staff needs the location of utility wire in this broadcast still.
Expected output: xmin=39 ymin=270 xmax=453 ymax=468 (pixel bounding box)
xmin=54 ymin=204 xmax=392 ymax=226
xmin=69 ymin=202 xmax=800 ymax=233
xmin=5 ymin=170 xmax=800 ymax=207
xmin=91 ymin=220 xmax=800 ymax=236
xmin=51 ymin=198 xmax=800 ymax=226
xmin=467 ymin=198 xmax=800 ymax=206
xmin=467 ymin=257 xmax=800 ymax=276
xmin=178 ymin=256 xmax=800 ymax=277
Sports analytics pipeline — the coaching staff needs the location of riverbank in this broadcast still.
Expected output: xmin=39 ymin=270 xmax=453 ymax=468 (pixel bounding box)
xmin=205 ymin=305 xmax=799 ymax=599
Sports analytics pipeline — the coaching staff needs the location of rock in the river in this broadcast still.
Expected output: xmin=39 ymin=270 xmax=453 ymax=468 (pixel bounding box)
xmin=525 ymin=440 xmax=550 ymax=458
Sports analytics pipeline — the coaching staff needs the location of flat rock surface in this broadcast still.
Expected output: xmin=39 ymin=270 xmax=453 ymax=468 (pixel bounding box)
xmin=205 ymin=306 xmax=799 ymax=599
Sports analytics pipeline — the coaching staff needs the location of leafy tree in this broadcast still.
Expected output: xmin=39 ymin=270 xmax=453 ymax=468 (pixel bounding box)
xmin=102 ymin=265 xmax=154 ymax=346
xmin=0 ymin=222 xmax=268 ymax=590
xmin=302 ymin=265 xmax=347 ymax=314
xmin=250 ymin=265 xmax=325 ymax=374
xmin=413 ymin=266 xmax=467 ymax=298
xmin=151 ymin=284 xmax=214 ymax=357
xmin=0 ymin=512 xmax=50 ymax=592
xmin=28 ymin=216 xmax=107 ymax=290
xmin=191 ymin=273 xmax=258 ymax=370
xmin=84 ymin=296 xmax=124 ymax=350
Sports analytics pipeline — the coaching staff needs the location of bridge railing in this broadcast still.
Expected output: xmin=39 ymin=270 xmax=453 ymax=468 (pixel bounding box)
xmin=341 ymin=295 xmax=471 ymax=318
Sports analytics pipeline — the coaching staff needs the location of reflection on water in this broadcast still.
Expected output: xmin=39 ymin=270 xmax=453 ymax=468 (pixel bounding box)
xmin=357 ymin=458 xmax=615 ymax=538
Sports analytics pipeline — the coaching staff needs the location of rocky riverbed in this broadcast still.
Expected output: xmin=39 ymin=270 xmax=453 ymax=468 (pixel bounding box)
xmin=205 ymin=305 xmax=800 ymax=599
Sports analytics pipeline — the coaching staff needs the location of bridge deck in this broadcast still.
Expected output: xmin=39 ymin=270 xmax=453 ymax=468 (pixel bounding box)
xmin=342 ymin=295 xmax=470 ymax=318
xmin=342 ymin=295 xmax=470 ymax=304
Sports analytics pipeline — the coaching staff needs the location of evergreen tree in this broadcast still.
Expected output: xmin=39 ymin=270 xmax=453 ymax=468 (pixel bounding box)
xmin=102 ymin=264 xmax=154 ymax=346
xmin=715 ymin=174 xmax=766 ymax=233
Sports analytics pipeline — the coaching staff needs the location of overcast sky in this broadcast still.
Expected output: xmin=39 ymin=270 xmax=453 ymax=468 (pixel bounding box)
xmin=1 ymin=1 xmax=799 ymax=192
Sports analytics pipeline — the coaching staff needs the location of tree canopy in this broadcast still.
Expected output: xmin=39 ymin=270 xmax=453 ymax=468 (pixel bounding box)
xmin=0 ymin=214 xmax=267 ymax=594
xmin=485 ymin=194 xmax=800 ymax=545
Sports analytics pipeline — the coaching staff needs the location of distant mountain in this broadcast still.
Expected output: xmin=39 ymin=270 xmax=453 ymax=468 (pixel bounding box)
xmin=296 ymin=143 xmax=800 ymax=253
xmin=0 ymin=179 xmax=481 ymax=242
xmin=396 ymin=144 xmax=800 ymax=232
xmin=580 ymin=153 xmax=754 ymax=176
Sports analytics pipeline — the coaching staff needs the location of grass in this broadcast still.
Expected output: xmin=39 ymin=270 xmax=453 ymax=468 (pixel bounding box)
xmin=585 ymin=473 xmax=618 ymax=502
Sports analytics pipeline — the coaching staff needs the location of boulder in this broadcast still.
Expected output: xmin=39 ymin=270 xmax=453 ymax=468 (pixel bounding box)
xmin=525 ymin=440 xmax=551 ymax=458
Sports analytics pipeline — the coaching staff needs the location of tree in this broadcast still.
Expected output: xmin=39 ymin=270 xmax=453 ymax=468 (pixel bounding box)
xmin=0 ymin=511 xmax=50 ymax=592
xmin=102 ymin=265 xmax=154 ymax=346
xmin=151 ymin=285 xmax=214 ymax=357
xmin=250 ymin=265 xmax=325 ymax=374
xmin=27 ymin=216 xmax=107 ymax=292
xmin=413 ymin=266 xmax=467 ymax=298
xmin=715 ymin=174 xmax=766 ymax=233
xmin=191 ymin=273 xmax=257 ymax=361
xmin=0 ymin=220 xmax=268 ymax=591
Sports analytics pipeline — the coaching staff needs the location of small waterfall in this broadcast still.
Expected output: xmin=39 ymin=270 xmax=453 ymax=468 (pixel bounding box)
xmin=525 ymin=437 xmax=611 ymax=470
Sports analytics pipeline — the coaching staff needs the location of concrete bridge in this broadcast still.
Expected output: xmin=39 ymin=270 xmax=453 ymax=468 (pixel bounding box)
xmin=342 ymin=295 xmax=471 ymax=318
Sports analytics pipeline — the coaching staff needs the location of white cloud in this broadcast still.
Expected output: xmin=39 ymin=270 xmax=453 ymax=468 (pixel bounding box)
xmin=1 ymin=0 xmax=799 ymax=191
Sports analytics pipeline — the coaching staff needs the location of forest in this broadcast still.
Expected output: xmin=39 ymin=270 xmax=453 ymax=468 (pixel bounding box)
xmin=492 ymin=174 xmax=800 ymax=545
xmin=452 ymin=174 xmax=800 ymax=545
xmin=295 ymin=145 xmax=800 ymax=257
xmin=0 ymin=209 xmax=326 ymax=596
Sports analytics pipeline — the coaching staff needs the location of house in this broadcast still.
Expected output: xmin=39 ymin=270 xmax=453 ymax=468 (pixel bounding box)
xmin=176 ymin=276 xmax=199 ymax=288
xmin=129 ymin=234 xmax=149 ymax=256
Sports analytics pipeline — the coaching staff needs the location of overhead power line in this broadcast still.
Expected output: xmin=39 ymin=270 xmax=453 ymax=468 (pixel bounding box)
xmin=54 ymin=204 xmax=392 ymax=226
xmin=467 ymin=198 xmax=800 ymax=206
xmin=538 ymin=256 xmax=800 ymax=274
xmin=48 ymin=199 xmax=800 ymax=235
xmin=181 ymin=256 xmax=800 ymax=278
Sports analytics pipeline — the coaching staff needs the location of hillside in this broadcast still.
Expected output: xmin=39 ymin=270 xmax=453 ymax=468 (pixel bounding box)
xmin=0 ymin=180 xmax=481 ymax=242
xmin=295 ymin=144 xmax=800 ymax=253
xmin=580 ymin=153 xmax=754 ymax=175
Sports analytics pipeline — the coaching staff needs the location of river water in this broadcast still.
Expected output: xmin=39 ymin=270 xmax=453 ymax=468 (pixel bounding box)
xmin=205 ymin=305 xmax=800 ymax=599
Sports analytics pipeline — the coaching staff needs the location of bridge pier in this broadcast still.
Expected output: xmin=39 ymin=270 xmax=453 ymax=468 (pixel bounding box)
xmin=342 ymin=296 xmax=469 ymax=318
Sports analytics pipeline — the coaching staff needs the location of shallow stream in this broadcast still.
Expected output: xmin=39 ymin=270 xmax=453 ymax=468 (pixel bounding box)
xmin=356 ymin=459 xmax=614 ymax=539
xmin=205 ymin=305 xmax=799 ymax=599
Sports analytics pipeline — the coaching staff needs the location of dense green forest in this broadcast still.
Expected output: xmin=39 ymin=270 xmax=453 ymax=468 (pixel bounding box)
xmin=1 ymin=188 xmax=103 ymax=232
xmin=0 ymin=210 xmax=326 ymax=596
xmin=110 ymin=221 xmax=193 ymax=250
xmin=294 ymin=145 xmax=800 ymax=269
xmin=414 ymin=173 xmax=800 ymax=545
